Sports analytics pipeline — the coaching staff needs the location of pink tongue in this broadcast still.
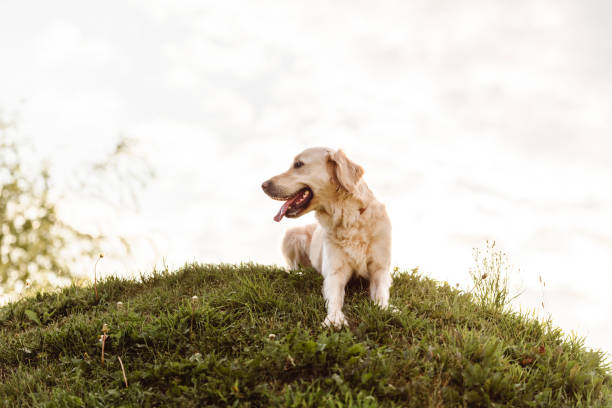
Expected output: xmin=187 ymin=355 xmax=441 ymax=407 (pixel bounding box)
xmin=273 ymin=193 xmax=301 ymax=222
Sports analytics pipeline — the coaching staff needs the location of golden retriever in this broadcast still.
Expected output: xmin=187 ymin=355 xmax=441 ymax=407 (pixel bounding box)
xmin=261 ymin=147 xmax=392 ymax=328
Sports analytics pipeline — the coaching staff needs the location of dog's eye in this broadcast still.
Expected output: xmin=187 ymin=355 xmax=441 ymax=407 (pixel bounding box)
xmin=294 ymin=161 xmax=304 ymax=169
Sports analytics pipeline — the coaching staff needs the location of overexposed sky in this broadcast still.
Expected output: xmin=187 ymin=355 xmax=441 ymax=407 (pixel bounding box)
xmin=0 ymin=1 xmax=610 ymax=353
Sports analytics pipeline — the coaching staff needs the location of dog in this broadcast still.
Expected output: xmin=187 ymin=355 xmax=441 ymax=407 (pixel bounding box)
xmin=261 ymin=147 xmax=392 ymax=328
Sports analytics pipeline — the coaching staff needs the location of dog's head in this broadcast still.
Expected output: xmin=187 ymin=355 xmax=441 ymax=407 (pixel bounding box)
xmin=261 ymin=147 xmax=364 ymax=221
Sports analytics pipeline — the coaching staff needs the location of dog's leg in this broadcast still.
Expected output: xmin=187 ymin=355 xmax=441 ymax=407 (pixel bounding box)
xmin=281 ymin=225 xmax=316 ymax=270
xmin=369 ymin=268 xmax=391 ymax=309
xmin=322 ymin=264 xmax=351 ymax=328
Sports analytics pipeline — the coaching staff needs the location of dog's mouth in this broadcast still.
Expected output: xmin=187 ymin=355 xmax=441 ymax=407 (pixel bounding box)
xmin=271 ymin=187 xmax=314 ymax=222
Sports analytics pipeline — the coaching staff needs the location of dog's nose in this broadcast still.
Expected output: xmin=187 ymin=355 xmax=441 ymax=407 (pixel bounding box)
xmin=261 ymin=180 xmax=271 ymax=191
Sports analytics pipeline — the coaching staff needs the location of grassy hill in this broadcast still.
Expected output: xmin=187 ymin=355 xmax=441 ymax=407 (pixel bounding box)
xmin=0 ymin=263 xmax=609 ymax=407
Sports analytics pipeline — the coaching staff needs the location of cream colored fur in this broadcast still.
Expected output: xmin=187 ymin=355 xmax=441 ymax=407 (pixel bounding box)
xmin=263 ymin=147 xmax=392 ymax=328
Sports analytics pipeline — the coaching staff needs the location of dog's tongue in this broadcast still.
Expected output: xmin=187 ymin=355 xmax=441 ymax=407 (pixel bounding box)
xmin=273 ymin=193 xmax=301 ymax=222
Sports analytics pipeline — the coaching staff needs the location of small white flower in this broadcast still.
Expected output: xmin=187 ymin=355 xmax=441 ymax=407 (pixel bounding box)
xmin=189 ymin=352 xmax=202 ymax=362
xmin=191 ymin=295 xmax=198 ymax=302
xmin=116 ymin=301 xmax=123 ymax=309
xmin=268 ymin=333 xmax=276 ymax=340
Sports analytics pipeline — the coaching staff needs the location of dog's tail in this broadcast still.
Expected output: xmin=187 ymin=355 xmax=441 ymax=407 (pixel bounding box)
xmin=282 ymin=224 xmax=317 ymax=270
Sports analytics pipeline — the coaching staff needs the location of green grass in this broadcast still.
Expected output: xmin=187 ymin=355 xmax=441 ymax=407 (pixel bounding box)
xmin=0 ymin=263 xmax=609 ymax=407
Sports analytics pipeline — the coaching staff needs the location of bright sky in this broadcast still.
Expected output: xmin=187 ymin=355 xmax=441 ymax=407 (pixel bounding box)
xmin=1 ymin=1 xmax=610 ymax=353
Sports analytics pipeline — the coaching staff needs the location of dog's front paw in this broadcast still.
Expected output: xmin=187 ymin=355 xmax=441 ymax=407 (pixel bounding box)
xmin=322 ymin=312 xmax=348 ymax=329
xmin=374 ymin=300 xmax=399 ymax=314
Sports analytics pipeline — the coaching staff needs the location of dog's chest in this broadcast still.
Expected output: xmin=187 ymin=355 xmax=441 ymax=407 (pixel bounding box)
xmin=331 ymin=227 xmax=370 ymax=278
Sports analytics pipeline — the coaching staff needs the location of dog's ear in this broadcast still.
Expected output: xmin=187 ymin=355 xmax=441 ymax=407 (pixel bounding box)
xmin=329 ymin=149 xmax=364 ymax=193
